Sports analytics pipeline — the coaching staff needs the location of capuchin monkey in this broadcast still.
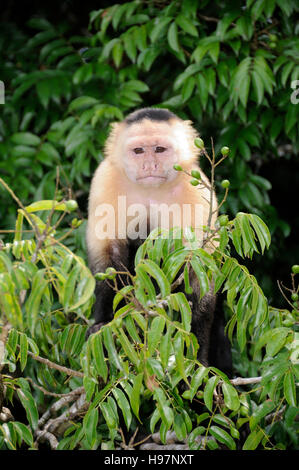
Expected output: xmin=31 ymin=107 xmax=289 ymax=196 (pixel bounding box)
xmin=86 ymin=108 xmax=232 ymax=372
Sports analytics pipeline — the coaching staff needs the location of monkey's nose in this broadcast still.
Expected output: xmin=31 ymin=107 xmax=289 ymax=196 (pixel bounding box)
xmin=142 ymin=160 xmax=158 ymax=171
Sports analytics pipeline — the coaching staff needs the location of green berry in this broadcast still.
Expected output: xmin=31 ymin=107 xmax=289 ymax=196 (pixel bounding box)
xmin=191 ymin=169 xmax=201 ymax=179
xmin=230 ymin=427 xmax=240 ymax=439
xmin=221 ymin=179 xmax=230 ymax=189
xmin=114 ymin=318 xmax=122 ymax=328
xmin=292 ymin=265 xmax=299 ymax=274
xmin=106 ymin=267 xmax=117 ymax=279
xmin=240 ymin=405 xmax=249 ymax=417
xmin=95 ymin=273 xmax=106 ymax=281
xmin=190 ymin=179 xmax=200 ymax=186
xmin=218 ymin=214 xmax=229 ymax=226
xmin=194 ymin=137 xmax=204 ymax=149
xmin=269 ymin=42 xmax=276 ymax=49
xmin=269 ymin=33 xmax=277 ymax=42
xmin=221 ymin=146 xmax=229 ymax=156
xmin=173 ymin=164 xmax=183 ymax=171
xmin=291 ymin=293 xmax=298 ymax=302
xmin=66 ymin=200 xmax=78 ymax=212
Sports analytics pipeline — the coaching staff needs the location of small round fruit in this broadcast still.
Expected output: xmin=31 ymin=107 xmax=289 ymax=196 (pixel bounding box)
xmin=173 ymin=164 xmax=183 ymax=171
xmin=94 ymin=273 xmax=106 ymax=281
xmin=221 ymin=146 xmax=230 ymax=156
xmin=66 ymin=200 xmax=78 ymax=212
xmin=221 ymin=179 xmax=230 ymax=189
xmin=191 ymin=169 xmax=201 ymax=179
xmin=190 ymin=179 xmax=200 ymax=186
xmin=218 ymin=214 xmax=229 ymax=226
xmin=291 ymin=293 xmax=298 ymax=302
xmin=291 ymin=265 xmax=299 ymax=274
xmin=106 ymin=267 xmax=117 ymax=279
xmin=194 ymin=137 xmax=204 ymax=149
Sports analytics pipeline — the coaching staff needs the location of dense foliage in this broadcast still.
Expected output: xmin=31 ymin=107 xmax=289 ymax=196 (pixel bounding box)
xmin=0 ymin=0 xmax=298 ymax=451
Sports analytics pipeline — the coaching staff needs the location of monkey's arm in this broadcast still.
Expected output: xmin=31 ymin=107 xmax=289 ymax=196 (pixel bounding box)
xmin=87 ymin=239 xmax=129 ymax=330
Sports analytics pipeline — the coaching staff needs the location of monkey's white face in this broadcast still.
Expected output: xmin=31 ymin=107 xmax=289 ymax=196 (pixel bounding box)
xmin=122 ymin=121 xmax=180 ymax=187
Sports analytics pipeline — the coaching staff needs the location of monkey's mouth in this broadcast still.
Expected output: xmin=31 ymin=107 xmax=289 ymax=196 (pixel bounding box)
xmin=137 ymin=175 xmax=166 ymax=181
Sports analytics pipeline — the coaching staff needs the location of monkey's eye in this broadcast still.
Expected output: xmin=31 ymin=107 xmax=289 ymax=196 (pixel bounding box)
xmin=133 ymin=147 xmax=144 ymax=154
xmin=155 ymin=146 xmax=167 ymax=153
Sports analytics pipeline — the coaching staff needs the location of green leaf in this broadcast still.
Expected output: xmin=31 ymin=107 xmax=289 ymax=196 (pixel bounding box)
xmin=11 ymin=132 xmax=41 ymax=146
xmin=182 ymin=76 xmax=195 ymax=102
xmin=266 ymin=328 xmax=290 ymax=357
xmin=196 ymin=74 xmax=208 ymax=110
xmin=90 ymin=333 xmax=108 ymax=381
xmin=68 ymin=96 xmax=99 ymax=111
xmin=25 ymin=270 xmax=47 ymax=334
xmin=183 ymin=264 xmax=193 ymax=295
xmin=209 ymin=41 xmax=220 ymax=64
xmin=250 ymin=399 xmax=276 ymax=431
xmin=189 ymin=366 xmax=209 ymax=400
xmin=160 ymin=326 xmax=173 ymax=368
xmin=150 ymin=17 xmax=172 ymax=43
xmin=176 ymin=15 xmax=198 ymax=37
xmin=190 ymin=256 xmax=209 ymax=298
xmin=284 ymin=370 xmax=296 ymax=407
xmin=99 ymin=401 xmax=117 ymax=431
xmin=174 ymin=414 xmax=187 ymax=441
xmin=148 ymin=316 xmax=166 ymax=355
xmin=12 ymin=422 xmax=34 ymax=447
xmin=140 ymin=259 xmax=171 ymax=298
xmin=19 ymin=333 xmax=28 ymax=372
xmin=209 ymin=425 xmax=236 ymax=450
xmin=112 ymin=388 xmax=132 ymax=430
xmin=17 ymin=389 xmax=39 ymax=430
xmin=123 ymin=33 xmax=137 ymax=62
xmin=112 ymin=42 xmax=123 ymax=68
xmin=27 ymin=29 xmax=57 ymax=48
xmin=63 ymin=264 xmax=81 ymax=312
xmin=231 ymin=57 xmax=252 ymax=107
xmin=248 ymin=214 xmax=271 ymax=253
xmin=167 ymin=22 xmax=180 ymax=52
xmin=175 ymin=292 xmax=192 ymax=332
xmin=204 ymin=375 xmax=219 ymax=411
xmin=103 ymin=326 xmax=123 ymax=371
xmin=135 ymin=265 xmax=157 ymax=305
xmin=83 ymin=407 xmax=98 ymax=447
xmin=173 ymin=332 xmax=187 ymax=383
xmin=242 ymin=429 xmax=264 ymax=450
xmin=222 ymin=382 xmax=240 ymax=411
xmin=130 ymin=373 xmax=143 ymax=421
xmin=117 ymin=326 xmax=140 ymax=367
xmin=252 ymin=70 xmax=264 ymax=105
xmin=70 ymin=273 xmax=95 ymax=311
xmin=154 ymin=387 xmax=174 ymax=429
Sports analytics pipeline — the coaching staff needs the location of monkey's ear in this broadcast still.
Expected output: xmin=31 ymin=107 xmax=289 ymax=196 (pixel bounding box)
xmin=173 ymin=119 xmax=200 ymax=164
xmin=104 ymin=122 xmax=125 ymax=159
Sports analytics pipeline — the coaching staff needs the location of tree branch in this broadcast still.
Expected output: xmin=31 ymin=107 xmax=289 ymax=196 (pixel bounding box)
xmin=26 ymin=350 xmax=84 ymax=378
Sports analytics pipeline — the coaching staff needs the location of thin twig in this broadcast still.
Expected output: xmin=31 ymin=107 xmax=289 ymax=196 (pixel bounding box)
xmin=26 ymin=349 xmax=84 ymax=378
xmin=277 ymin=280 xmax=294 ymax=310
xmin=27 ymin=377 xmax=84 ymax=398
